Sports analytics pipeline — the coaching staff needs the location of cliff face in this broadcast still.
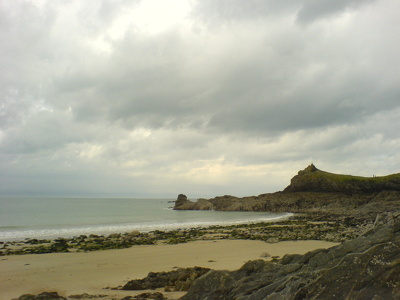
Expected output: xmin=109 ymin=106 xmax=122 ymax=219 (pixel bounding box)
xmin=173 ymin=165 xmax=400 ymax=215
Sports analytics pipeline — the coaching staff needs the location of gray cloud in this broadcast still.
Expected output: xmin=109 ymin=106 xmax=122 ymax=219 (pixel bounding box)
xmin=192 ymin=0 xmax=378 ymax=24
xmin=297 ymin=0 xmax=377 ymax=24
xmin=1 ymin=0 xmax=399 ymax=197
xmin=192 ymin=0 xmax=298 ymax=23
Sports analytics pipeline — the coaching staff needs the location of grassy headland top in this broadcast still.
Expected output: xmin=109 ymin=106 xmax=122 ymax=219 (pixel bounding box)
xmin=283 ymin=164 xmax=400 ymax=193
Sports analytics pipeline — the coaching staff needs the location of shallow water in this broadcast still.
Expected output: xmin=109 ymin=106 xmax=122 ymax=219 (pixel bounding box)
xmin=0 ymin=197 xmax=290 ymax=241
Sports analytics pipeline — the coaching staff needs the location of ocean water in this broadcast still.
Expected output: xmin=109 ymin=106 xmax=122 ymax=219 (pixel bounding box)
xmin=0 ymin=197 xmax=291 ymax=241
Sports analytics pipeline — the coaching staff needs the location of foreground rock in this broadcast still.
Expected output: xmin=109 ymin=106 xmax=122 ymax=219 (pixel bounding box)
xmin=121 ymin=267 xmax=211 ymax=292
xmin=182 ymin=212 xmax=400 ymax=299
xmin=174 ymin=164 xmax=400 ymax=216
xmin=129 ymin=292 xmax=166 ymax=300
xmin=13 ymin=292 xmax=67 ymax=300
xmin=13 ymin=293 xmax=166 ymax=300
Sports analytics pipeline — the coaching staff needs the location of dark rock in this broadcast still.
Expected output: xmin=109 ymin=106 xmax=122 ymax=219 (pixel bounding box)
xmin=68 ymin=293 xmax=108 ymax=299
xmin=182 ymin=216 xmax=400 ymax=300
xmin=179 ymin=270 xmax=236 ymax=299
xmin=174 ymin=194 xmax=190 ymax=207
xmin=132 ymin=292 xmax=166 ymax=299
xmin=121 ymin=267 xmax=210 ymax=291
xmin=14 ymin=292 xmax=67 ymax=300
xmin=50 ymin=240 xmax=69 ymax=253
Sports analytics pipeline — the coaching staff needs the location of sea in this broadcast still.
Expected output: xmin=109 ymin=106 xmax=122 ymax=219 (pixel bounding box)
xmin=0 ymin=197 xmax=291 ymax=242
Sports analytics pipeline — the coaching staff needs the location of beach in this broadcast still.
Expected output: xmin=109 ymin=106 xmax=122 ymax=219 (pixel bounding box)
xmin=0 ymin=239 xmax=338 ymax=299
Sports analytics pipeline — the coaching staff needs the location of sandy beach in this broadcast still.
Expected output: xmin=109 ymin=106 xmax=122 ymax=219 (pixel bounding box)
xmin=0 ymin=239 xmax=338 ymax=299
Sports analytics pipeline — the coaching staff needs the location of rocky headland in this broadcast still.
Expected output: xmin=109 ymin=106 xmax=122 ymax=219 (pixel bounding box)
xmin=174 ymin=164 xmax=400 ymax=218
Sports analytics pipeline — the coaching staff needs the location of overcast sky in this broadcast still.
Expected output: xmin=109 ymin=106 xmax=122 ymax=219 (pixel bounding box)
xmin=1 ymin=0 xmax=399 ymax=198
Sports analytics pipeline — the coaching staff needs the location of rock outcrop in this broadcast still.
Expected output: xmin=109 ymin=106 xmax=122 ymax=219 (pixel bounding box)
xmin=173 ymin=194 xmax=215 ymax=210
xmin=174 ymin=194 xmax=190 ymax=208
xmin=13 ymin=292 xmax=67 ymax=300
xmin=121 ymin=267 xmax=211 ymax=292
xmin=181 ymin=212 xmax=400 ymax=300
xmin=130 ymin=292 xmax=166 ymax=299
xmin=174 ymin=165 xmax=400 ymax=216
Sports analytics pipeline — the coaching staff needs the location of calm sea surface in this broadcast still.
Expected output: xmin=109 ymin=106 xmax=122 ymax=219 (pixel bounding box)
xmin=0 ymin=197 xmax=291 ymax=241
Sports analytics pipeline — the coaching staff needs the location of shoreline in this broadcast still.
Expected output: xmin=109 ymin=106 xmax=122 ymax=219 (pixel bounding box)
xmin=1 ymin=212 xmax=368 ymax=256
xmin=0 ymin=214 xmax=372 ymax=257
xmin=0 ymin=212 xmax=293 ymax=243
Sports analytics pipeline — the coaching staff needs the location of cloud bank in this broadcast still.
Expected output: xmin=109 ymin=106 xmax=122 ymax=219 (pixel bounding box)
xmin=1 ymin=0 xmax=399 ymax=197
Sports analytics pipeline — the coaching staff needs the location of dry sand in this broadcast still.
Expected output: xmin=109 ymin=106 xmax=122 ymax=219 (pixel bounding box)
xmin=0 ymin=239 xmax=338 ymax=299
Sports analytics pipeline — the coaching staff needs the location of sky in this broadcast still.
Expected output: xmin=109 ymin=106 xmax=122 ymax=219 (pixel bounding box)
xmin=1 ymin=0 xmax=399 ymax=198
